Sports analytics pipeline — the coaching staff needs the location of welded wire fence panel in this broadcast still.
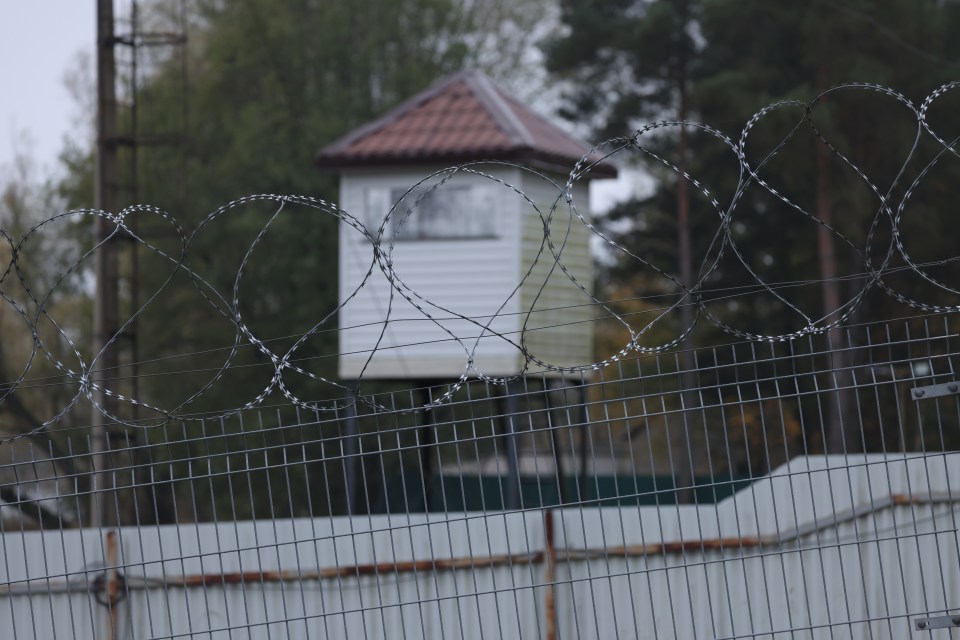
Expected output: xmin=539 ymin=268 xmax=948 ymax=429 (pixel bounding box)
xmin=3 ymin=84 xmax=960 ymax=638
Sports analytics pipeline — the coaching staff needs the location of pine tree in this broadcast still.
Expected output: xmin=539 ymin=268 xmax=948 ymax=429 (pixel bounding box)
xmin=546 ymin=0 xmax=960 ymax=471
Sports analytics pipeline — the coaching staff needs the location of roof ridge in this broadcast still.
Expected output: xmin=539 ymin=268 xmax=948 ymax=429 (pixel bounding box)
xmin=498 ymin=90 xmax=592 ymax=156
xmin=464 ymin=73 xmax=536 ymax=148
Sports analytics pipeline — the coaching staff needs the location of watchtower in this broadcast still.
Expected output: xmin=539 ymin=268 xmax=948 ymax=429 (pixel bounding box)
xmin=317 ymin=70 xmax=616 ymax=511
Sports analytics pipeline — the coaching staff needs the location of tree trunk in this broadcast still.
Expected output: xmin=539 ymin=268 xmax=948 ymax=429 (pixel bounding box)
xmin=674 ymin=0 xmax=698 ymax=502
xmin=814 ymin=70 xmax=855 ymax=454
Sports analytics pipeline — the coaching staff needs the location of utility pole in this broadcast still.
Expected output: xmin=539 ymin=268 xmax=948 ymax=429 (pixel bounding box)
xmin=92 ymin=0 xmax=122 ymax=529
xmin=92 ymin=0 xmax=119 ymax=527
xmin=90 ymin=0 xmax=189 ymax=528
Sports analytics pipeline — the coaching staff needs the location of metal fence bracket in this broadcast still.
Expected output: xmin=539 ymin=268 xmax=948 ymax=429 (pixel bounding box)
xmin=915 ymin=615 xmax=960 ymax=630
xmin=911 ymin=382 xmax=960 ymax=400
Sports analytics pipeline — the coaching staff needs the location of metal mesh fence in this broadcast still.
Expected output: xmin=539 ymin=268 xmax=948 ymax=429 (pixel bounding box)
xmin=3 ymin=311 xmax=960 ymax=638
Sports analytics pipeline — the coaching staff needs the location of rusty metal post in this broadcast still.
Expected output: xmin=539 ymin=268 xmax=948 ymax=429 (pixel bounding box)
xmin=544 ymin=509 xmax=557 ymax=640
xmin=104 ymin=530 xmax=120 ymax=640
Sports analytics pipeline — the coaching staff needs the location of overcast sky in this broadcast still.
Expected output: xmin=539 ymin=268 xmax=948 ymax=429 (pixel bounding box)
xmin=0 ymin=2 xmax=95 ymax=172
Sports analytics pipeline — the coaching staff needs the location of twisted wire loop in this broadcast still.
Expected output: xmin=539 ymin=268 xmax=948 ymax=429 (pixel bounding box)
xmin=0 ymin=83 xmax=958 ymax=440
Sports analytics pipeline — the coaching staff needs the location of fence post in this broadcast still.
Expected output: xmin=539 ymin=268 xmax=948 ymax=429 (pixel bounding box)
xmin=544 ymin=509 xmax=557 ymax=640
xmin=420 ymin=384 xmax=439 ymax=512
xmin=104 ymin=530 xmax=120 ymax=640
xmin=342 ymin=391 xmax=360 ymax=515
xmin=503 ymin=381 xmax=522 ymax=510
xmin=544 ymin=378 xmax=569 ymax=505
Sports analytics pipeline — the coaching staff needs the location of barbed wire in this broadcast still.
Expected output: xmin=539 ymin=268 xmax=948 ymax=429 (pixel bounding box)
xmin=0 ymin=264 xmax=950 ymax=400
xmin=0 ymin=82 xmax=958 ymax=438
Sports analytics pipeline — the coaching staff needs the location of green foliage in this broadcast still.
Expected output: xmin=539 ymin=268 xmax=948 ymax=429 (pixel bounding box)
xmin=0 ymin=150 xmax=91 ymax=447
xmin=58 ymin=0 xmax=547 ymax=416
xmin=50 ymin=0 xmax=550 ymax=520
xmin=546 ymin=0 xmax=700 ymax=135
xmin=546 ymin=0 xmax=960 ymax=467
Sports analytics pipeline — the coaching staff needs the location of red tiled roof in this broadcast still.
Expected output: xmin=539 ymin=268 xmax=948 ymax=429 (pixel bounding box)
xmin=316 ymin=70 xmax=617 ymax=179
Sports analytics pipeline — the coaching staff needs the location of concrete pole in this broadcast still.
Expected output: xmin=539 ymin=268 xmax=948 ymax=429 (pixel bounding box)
xmin=91 ymin=0 xmax=121 ymax=528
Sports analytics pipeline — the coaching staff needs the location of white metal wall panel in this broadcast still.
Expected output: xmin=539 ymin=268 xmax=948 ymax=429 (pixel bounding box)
xmin=3 ymin=454 xmax=959 ymax=639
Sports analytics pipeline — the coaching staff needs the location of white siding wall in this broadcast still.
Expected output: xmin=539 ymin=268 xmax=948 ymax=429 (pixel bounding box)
xmin=338 ymin=167 xmax=525 ymax=379
xmin=338 ymin=166 xmax=597 ymax=380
